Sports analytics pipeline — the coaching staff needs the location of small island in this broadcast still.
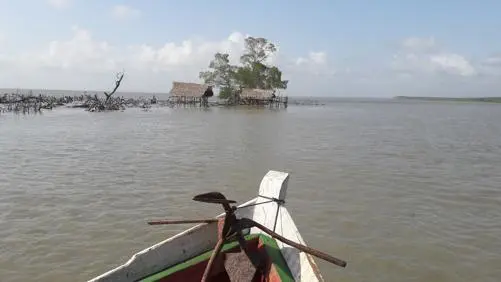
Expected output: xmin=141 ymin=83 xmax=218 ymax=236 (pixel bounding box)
xmin=394 ymin=96 xmax=501 ymax=103
xmin=169 ymin=36 xmax=289 ymax=108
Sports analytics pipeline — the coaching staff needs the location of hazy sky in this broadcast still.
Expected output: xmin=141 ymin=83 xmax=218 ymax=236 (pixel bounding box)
xmin=1 ymin=0 xmax=501 ymax=97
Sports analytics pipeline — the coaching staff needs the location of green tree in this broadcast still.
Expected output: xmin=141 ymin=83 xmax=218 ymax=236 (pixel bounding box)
xmin=240 ymin=37 xmax=277 ymax=65
xmin=237 ymin=37 xmax=288 ymax=90
xmin=199 ymin=37 xmax=288 ymax=99
xmin=199 ymin=53 xmax=237 ymax=99
xmin=264 ymin=66 xmax=288 ymax=90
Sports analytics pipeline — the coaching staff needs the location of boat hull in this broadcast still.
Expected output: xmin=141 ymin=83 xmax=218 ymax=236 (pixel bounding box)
xmin=140 ymin=234 xmax=294 ymax=281
xmin=88 ymin=170 xmax=324 ymax=282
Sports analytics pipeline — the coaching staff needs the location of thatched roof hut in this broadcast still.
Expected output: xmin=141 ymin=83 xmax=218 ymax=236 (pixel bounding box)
xmin=240 ymin=88 xmax=275 ymax=99
xmin=169 ymin=82 xmax=209 ymax=97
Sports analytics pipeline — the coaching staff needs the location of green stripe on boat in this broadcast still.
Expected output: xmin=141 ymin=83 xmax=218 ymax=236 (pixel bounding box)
xmin=259 ymin=234 xmax=295 ymax=282
xmin=139 ymin=234 xmax=294 ymax=282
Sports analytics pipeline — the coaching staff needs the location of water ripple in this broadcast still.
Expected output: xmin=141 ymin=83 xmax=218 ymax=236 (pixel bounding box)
xmin=1 ymin=104 xmax=501 ymax=282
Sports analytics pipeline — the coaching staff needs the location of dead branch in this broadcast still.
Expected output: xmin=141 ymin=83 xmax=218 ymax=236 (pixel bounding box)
xmin=104 ymin=71 xmax=125 ymax=102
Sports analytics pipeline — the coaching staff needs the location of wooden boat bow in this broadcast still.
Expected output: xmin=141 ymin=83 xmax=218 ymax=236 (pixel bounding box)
xmin=147 ymin=191 xmax=347 ymax=281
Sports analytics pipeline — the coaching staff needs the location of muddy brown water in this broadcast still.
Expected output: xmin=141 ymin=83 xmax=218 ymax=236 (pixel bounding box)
xmin=1 ymin=99 xmax=500 ymax=281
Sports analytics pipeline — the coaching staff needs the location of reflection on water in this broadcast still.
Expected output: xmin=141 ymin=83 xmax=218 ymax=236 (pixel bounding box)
xmin=1 ymin=101 xmax=501 ymax=281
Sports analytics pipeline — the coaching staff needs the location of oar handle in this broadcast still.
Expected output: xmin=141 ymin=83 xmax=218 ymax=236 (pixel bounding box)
xmin=201 ymin=238 xmax=226 ymax=282
xmin=241 ymin=219 xmax=347 ymax=268
xmin=147 ymin=219 xmax=218 ymax=225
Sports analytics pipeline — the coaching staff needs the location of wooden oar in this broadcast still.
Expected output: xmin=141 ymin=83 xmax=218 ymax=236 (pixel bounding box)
xmin=239 ymin=218 xmax=347 ymax=268
xmin=147 ymin=219 xmax=218 ymax=225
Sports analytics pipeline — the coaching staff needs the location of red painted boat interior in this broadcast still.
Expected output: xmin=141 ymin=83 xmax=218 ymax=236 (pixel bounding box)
xmin=154 ymin=237 xmax=283 ymax=282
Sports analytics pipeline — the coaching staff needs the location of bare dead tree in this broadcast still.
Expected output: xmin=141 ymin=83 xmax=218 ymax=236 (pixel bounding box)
xmin=104 ymin=71 xmax=125 ymax=103
xmin=83 ymin=70 xmax=127 ymax=112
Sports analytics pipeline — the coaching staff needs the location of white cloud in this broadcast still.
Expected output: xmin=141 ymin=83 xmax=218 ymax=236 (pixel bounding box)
xmin=291 ymin=51 xmax=335 ymax=78
xmin=482 ymin=55 xmax=501 ymax=66
xmin=392 ymin=37 xmax=476 ymax=77
xmin=48 ymin=0 xmax=71 ymax=9
xmin=474 ymin=55 xmax=501 ymax=77
xmin=295 ymin=51 xmax=327 ymax=66
xmin=111 ymin=5 xmax=142 ymax=20
xmin=0 ymin=27 xmax=323 ymax=93
xmin=3 ymin=28 xmax=243 ymax=74
xmin=429 ymin=53 xmax=476 ymax=76
xmin=401 ymin=37 xmax=437 ymax=52
xmin=28 ymin=26 xmax=117 ymax=73
xmin=0 ymin=33 xmax=8 ymax=65
xmin=131 ymin=32 xmax=248 ymax=72
xmin=6 ymin=29 xmax=499 ymax=96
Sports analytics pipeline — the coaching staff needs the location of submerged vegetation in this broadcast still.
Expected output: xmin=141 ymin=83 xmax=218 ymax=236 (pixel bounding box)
xmin=0 ymin=93 xmax=74 ymax=114
xmin=1 ymin=70 xmax=153 ymax=114
xmin=199 ymin=36 xmax=288 ymax=101
xmin=0 ymin=92 xmax=157 ymax=114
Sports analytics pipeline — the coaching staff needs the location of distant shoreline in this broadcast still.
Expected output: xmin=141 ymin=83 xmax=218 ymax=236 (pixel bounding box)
xmin=394 ymin=96 xmax=501 ymax=103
